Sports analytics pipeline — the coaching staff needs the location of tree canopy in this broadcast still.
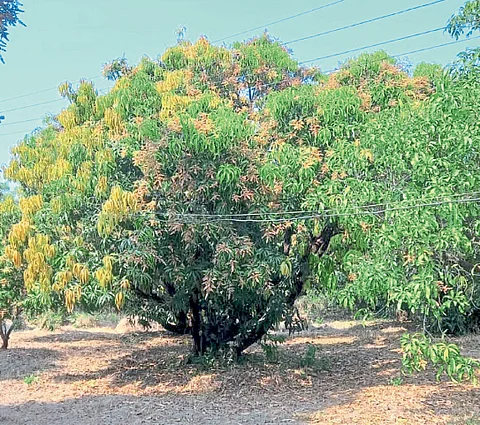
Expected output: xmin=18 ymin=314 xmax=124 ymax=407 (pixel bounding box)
xmin=1 ymin=36 xmax=480 ymax=373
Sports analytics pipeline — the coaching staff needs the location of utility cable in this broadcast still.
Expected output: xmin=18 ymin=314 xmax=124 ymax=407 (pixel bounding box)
xmin=0 ymin=75 xmax=102 ymax=106
xmin=129 ymin=193 xmax=480 ymax=225
xmin=139 ymin=195 xmax=480 ymax=225
xmin=300 ymin=27 xmax=444 ymax=64
xmin=285 ymin=0 xmax=446 ymax=45
xmin=212 ymin=0 xmax=345 ymax=43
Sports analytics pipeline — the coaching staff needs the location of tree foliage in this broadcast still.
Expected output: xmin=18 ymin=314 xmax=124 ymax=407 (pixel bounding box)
xmin=0 ymin=195 xmax=21 ymax=348
xmin=0 ymin=0 xmax=24 ymax=63
xmin=447 ymin=1 xmax=480 ymax=78
xmin=447 ymin=0 xmax=480 ymax=39
xmin=401 ymin=333 xmax=479 ymax=383
xmin=2 ymin=37 xmax=480 ymax=361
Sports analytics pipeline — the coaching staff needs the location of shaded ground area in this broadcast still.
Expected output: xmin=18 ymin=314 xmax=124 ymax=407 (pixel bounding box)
xmin=0 ymin=321 xmax=479 ymax=424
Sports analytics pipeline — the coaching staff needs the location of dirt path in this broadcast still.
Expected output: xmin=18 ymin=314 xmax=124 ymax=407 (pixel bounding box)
xmin=1 ymin=321 xmax=479 ymax=424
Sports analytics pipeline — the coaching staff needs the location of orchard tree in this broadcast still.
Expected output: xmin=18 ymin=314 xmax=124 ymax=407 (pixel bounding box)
xmin=0 ymin=195 xmax=21 ymax=349
xmin=2 ymin=37 xmax=480 ymax=364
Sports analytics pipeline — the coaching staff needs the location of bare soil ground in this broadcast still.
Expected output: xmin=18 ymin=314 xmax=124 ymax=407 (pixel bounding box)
xmin=1 ymin=320 xmax=479 ymax=425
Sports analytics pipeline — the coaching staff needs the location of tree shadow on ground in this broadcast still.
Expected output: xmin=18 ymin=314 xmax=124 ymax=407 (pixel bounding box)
xmin=31 ymin=329 xmax=122 ymax=344
xmin=0 ymin=347 xmax=62 ymax=381
xmin=300 ymin=383 xmax=480 ymax=425
xmin=407 ymin=385 xmax=480 ymax=422
xmin=5 ymin=321 xmax=479 ymax=424
xmin=50 ymin=320 xmax=412 ymax=398
xmin=1 ymin=378 xmax=479 ymax=425
xmin=0 ymin=393 xmax=310 ymax=425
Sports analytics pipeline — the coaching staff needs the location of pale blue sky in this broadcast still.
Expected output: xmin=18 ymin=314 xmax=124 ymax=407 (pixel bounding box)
xmin=0 ymin=0 xmax=478 ymax=171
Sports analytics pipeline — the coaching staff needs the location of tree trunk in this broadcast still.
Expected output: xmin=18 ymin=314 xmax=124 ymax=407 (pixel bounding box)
xmin=0 ymin=319 xmax=12 ymax=350
xmin=234 ymin=222 xmax=340 ymax=355
xmin=135 ymin=224 xmax=339 ymax=357
xmin=190 ymin=289 xmax=205 ymax=355
xmin=234 ymin=314 xmax=273 ymax=356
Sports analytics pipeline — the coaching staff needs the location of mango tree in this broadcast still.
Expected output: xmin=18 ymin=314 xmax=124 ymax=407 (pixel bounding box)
xmin=0 ymin=195 xmax=21 ymax=348
xmin=2 ymin=37 xmax=480 ymax=358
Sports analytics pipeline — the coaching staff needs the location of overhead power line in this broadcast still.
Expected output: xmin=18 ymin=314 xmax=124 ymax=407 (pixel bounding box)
xmin=0 ymin=24 xmax=460 ymax=115
xmin=0 ymin=0 xmax=461 ymax=113
xmin=212 ymin=0 xmax=345 ymax=43
xmin=0 ymin=86 xmax=61 ymax=106
xmin=0 ymin=129 xmax=38 ymax=138
xmin=156 ymin=191 xmax=480 ymax=219
xmin=386 ymin=34 xmax=480 ymax=60
xmin=300 ymin=27 xmax=444 ymax=64
xmin=321 ymin=35 xmax=480 ymax=73
xmin=0 ymin=2 xmax=436 ymax=109
xmin=1 ymin=98 xmax=65 ymax=114
xmin=285 ymin=0 xmax=446 ymax=45
xmin=0 ymin=117 xmax=43 ymax=127
xmin=0 ymin=75 xmax=102 ymax=106
xmin=244 ymin=36 xmax=480 ymax=88
xmin=136 ymin=194 xmax=480 ymax=225
xmin=229 ymin=35 xmax=477 ymax=89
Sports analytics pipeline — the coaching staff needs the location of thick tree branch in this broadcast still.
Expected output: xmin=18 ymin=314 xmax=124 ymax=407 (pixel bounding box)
xmin=235 ymin=222 xmax=340 ymax=355
xmin=283 ymin=226 xmax=294 ymax=255
xmin=133 ymin=286 xmax=191 ymax=335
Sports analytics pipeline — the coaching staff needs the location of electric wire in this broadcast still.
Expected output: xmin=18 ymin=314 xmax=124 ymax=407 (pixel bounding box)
xmin=300 ymin=27 xmax=444 ymax=64
xmin=285 ymin=0 xmax=446 ymax=45
xmin=1 ymin=98 xmax=65 ymax=114
xmin=131 ymin=193 xmax=480 ymax=225
xmin=155 ymin=191 xmax=480 ymax=219
xmin=321 ymin=34 xmax=480 ymax=73
xmin=212 ymin=0 xmax=345 ymax=43
xmin=0 ymin=75 xmax=102 ymax=106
